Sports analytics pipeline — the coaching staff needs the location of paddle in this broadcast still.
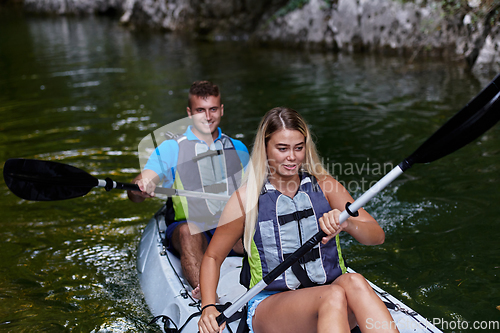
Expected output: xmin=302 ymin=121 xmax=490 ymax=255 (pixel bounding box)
xmin=3 ymin=158 xmax=231 ymax=202
xmin=216 ymin=73 xmax=500 ymax=326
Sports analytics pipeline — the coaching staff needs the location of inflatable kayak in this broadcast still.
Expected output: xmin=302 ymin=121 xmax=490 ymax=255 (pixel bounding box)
xmin=137 ymin=205 xmax=443 ymax=333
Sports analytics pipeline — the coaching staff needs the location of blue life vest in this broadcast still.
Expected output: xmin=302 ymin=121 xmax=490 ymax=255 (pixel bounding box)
xmin=240 ymin=172 xmax=346 ymax=291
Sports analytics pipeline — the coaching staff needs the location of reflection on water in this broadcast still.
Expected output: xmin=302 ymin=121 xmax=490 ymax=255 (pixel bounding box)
xmin=1 ymin=8 xmax=499 ymax=332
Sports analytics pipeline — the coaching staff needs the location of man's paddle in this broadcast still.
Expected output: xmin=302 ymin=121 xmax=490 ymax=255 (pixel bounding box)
xmin=216 ymin=73 xmax=500 ymax=326
xmin=3 ymin=158 xmax=230 ymax=202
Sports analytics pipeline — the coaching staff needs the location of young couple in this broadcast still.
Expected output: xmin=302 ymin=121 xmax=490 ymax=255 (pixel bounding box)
xmin=130 ymin=81 xmax=399 ymax=333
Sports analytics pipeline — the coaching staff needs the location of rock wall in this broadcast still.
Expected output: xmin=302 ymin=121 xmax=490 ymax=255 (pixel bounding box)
xmin=16 ymin=0 xmax=500 ymax=72
xmin=257 ymin=0 xmax=450 ymax=52
xmin=118 ymin=0 xmax=289 ymax=36
xmin=255 ymin=0 xmax=500 ymax=73
xmin=23 ymin=0 xmax=124 ymax=15
xmin=474 ymin=24 xmax=500 ymax=73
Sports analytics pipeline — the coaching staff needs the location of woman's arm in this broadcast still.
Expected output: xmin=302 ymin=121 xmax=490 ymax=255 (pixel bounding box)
xmin=198 ymin=188 xmax=246 ymax=333
xmin=318 ymin=176 xmax=385 ymax=245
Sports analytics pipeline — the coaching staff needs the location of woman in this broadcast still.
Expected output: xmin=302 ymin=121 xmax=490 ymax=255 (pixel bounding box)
xmin=198 ymin=107 xmax=399 ymax=333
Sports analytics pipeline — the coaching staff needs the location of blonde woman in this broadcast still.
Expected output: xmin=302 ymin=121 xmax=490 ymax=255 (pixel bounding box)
xmin=198 ymin=107 xmax=399 ymax=333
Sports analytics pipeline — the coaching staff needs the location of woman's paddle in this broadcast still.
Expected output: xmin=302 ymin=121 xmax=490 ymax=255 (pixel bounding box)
xmin=216 ymin=73 xmax=500 ymax=326
xmin=3 ymin=158 xmax=230 ymax=202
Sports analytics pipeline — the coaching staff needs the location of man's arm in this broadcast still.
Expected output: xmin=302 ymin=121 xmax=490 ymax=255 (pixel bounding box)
xmin=128 ymin=138 xmax=179 ymax=203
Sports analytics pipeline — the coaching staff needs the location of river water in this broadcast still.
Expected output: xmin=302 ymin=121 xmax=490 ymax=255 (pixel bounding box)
xmin=1 ymin=8 xmax=499 ymax=332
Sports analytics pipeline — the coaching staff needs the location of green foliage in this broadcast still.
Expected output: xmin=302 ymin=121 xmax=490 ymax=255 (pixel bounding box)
xmin=393 ymin=0 xmax=500 ymax=25
xmin=444 ymin=0 xmax=500 ymax=26
xmin=323 ymin=0 xmax=338 ymax=8
xmin=273 ymin=0 xmax=310 ymax=19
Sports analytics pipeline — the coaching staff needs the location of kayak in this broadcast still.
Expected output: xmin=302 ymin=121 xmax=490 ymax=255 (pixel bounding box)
xmin=137 ymin=205 xmax=443 ymax=333
xmin=137 ymin=205 xmax=247 ymax=332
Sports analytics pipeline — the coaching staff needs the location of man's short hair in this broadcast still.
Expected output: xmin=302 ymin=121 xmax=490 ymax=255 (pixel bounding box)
xmin=188 ymin=81 xmax=220 ymax=108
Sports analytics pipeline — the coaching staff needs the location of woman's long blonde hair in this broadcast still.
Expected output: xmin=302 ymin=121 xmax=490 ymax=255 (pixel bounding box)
xmin=243 ymin=107 xmax=331 ymax=255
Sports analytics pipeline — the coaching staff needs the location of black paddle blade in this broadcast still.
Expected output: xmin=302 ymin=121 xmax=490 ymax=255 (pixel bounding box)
xmin=403 ymin=74 xmax=500 ymax=169
xmin=3 ymin=158 xmax=98 ymax=201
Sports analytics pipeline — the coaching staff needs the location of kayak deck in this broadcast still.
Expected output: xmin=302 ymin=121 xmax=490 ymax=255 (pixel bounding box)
xmin=137 ymin=206 xmax=442 ymax=333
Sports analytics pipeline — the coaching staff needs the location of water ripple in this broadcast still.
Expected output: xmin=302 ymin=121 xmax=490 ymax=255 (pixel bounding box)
xmin=51 ymin=68 xmax=126 ymax=77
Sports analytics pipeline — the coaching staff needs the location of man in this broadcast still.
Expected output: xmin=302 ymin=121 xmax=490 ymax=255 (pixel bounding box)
xmin=128 ymin=81 xmax=248 ymax=298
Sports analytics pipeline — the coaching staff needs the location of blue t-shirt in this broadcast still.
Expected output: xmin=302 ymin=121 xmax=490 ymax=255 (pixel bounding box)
xmin=144 ymin=126 xmax=249 ymax=188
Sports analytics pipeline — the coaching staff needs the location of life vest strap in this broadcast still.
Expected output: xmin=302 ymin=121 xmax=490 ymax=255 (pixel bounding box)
xmin=283 ymin=248 xmax=321 ymax=288
xmin=284 ymin=247 xmax=320 ymax=265
xmin=298 ymin=247 xmax=320 ymax=264
xmin=191 ymin=149 xmax=223 ymax=162
xmin=278 ymin=208 xmax=314 ymax=226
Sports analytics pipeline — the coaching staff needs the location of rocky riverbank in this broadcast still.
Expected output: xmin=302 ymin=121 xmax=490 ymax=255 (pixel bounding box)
xmin=12 ymin=0 xmax=500 ymax=73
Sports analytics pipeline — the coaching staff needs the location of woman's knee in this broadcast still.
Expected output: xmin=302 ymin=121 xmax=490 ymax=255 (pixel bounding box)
xmin=318 ymin=285 xmax=348 ymax=312
xmin=339 ymin=273 xmax=372 ymax=294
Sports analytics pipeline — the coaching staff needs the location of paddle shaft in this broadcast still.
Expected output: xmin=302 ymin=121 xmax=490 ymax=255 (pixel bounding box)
xmin=217 ymin=165 xmax=405 ymax=324
xmin=3 ymin=158 xmax=233 ymax=202
xmin=97 ymin=179 xmax=231 ymax=201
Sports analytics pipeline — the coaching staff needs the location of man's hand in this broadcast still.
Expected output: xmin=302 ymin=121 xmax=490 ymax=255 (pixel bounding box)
xmin=136 ymin=177 xmax=157 ymax=197
xmin=127 ymin=170 xmax=160 ymax=203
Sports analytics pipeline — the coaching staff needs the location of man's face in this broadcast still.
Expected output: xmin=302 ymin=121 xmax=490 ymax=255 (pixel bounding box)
xmin=187 ymin=95 xmax=224 ymax=139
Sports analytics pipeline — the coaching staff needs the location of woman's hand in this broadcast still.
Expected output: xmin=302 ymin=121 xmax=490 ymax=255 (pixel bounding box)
xmin=318 ymin=209 xmax=348 ymax=244
xmin=198 ymin=306 xmax=226 ymax=333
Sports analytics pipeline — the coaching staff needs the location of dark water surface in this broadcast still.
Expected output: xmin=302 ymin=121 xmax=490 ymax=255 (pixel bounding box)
xmin=1 ymin=8 xmax=499 ymax=332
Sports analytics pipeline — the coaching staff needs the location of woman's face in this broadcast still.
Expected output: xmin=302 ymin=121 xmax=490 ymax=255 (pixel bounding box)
xmin=266 ymin=129 xmax=306 ymax=179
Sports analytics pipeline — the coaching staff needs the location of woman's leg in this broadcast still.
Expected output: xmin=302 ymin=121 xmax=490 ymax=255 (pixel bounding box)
xmin=252 ymin=284 xmax=350 ymax=333
xmin=333 ymin=273 xmax=399 ymax=333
